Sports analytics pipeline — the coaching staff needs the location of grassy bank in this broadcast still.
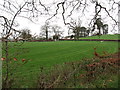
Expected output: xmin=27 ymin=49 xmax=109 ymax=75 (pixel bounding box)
xmin=80 ymin=34 xmax=120 ymax=40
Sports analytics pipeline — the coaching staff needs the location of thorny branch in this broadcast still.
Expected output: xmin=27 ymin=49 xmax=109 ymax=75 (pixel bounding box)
xmin=96 ymin=2 xmax=117 ymax=25
xmin=67 ymin=1 xmax=80 ymax=18
xmin=0 ymin=0 xmax=118 ymax=36
xmin=39 ymin=0 xmax=48 ymax=11
xmin=0 ymin=16 xmax=20 ymax=41
xmin=0 ymin=1 xmax=28 ymax=41
xmin=89 ymin=0 xmax=118 ymax=32
xmin=8 ymin=2 xmax=28 ymax=34
xmin=46 ymin=2 xmax=64 ymax=21
xmin=0 ymin=0 xmax=50 ymax=41
xmin=46 ymin=0 xmax=118 ymax=33
xmin=62 ymin=1 xmax=74 ymax=28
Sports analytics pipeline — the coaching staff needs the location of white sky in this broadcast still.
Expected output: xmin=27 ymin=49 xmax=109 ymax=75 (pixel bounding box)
xmin=0 ymin=0 xmax=119 ymax=37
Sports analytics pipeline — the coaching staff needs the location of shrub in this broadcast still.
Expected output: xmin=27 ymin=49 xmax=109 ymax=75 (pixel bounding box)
xmin=36 ymin=50 xmax=119 ymax=88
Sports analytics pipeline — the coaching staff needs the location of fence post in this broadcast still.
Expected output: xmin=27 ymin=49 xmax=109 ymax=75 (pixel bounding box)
xmin=0 ymin=39 xmax=2 ymax=89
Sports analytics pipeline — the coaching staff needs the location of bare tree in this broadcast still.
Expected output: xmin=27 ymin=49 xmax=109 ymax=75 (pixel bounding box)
xmin=0 ymin=15 xmax=23 ymax=88
xmin=20 ymin=28 xmax=32 ymax=41
xmin=1 ymin=0 xmax=118 ymax=39
xmin=51 ymin=25 xmax=63 ymax=40
xmin=52 ymin=25 xmax=62 ymax=35
xmin=40 ymin=22 xmax=50 ymax=40
xmin=103 ymin=24 xmax=108 ymax=35
xmin=46 ymin=0 xmax=118 ymax=34
xmin=0 ymin=0 xmax=49 ymax=88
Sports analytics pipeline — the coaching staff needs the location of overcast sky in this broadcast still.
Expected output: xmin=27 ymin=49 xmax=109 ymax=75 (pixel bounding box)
xmin=0 ymin=0 xmax=119 ymax=37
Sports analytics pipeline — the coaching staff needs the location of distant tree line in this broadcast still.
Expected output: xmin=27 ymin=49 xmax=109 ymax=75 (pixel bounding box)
xmin=17 ymin=17 xmax=108 ymax=41
xmin=68 ymin=17 xmax=108 ymax=40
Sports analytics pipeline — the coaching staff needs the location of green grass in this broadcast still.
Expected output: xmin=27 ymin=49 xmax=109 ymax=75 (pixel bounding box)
xmin=80 ymin=34 xmax=120 ymax=40
xmin=33 ymin=49 xmax=119 ymax=88
xmin=3 ymin=40 xmax=119 ymax=88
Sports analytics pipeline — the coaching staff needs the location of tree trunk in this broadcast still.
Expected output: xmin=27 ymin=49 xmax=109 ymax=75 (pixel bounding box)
xmin=46 ymin=29 xmax=48 ymax=40
xmin=4 ymin=40 xmax=9 ymax=87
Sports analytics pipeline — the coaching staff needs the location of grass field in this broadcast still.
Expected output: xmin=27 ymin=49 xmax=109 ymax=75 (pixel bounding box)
xmin=80 ymin=34 xmax=120 ymax=40
xmin=7 ymin=40 xmax=118 ymax=88
xmin=2 ymin=35 xmax=120 ymax=88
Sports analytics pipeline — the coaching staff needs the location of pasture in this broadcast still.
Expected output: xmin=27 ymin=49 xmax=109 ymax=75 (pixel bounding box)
xmin=7 ymin=40 xmax=118 ymax=88
xmin=2 ymin=34 xmax=119 ymax=88
xmin=80 ymin=34 xmax=120 ymax=40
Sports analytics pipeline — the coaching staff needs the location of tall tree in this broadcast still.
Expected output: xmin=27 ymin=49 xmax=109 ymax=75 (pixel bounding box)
xmin=40 ymin=22 xmax=50 ymax=40
xmin=51 ymin=25 xmax=63 ymax=39
xmin=86 ymin=28 xmax=91 ymax=36
xmin=96 ymin=18 xmax=103 ymax=35
xmin=80 ymin=27 xmax=87 ymax=37
xmin=73 ymin=26 xmax=87 ymax=39
xmin=102 ymin=24 xmax=108 ymax=34
xmin=92 ymin=18 xmax=109 ymax=35
xmin=20 ymin=29 xmax=32 ymax=40
xmin=73 ymin=26 xmax=80 ymax=40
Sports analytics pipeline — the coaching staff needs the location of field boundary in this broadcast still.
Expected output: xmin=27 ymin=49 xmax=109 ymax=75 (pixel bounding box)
xmin=59 ymin=39 xmax=120 ymax=42
xmin=27 ymin=39 xmax=120 ymax=42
